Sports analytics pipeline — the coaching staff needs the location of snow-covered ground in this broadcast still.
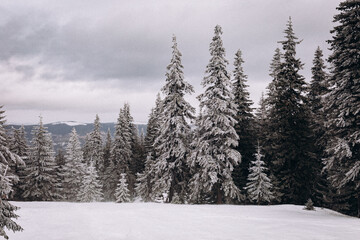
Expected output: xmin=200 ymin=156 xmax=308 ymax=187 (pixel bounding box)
xmin=7 ymin=202 xmax=360 ymax=240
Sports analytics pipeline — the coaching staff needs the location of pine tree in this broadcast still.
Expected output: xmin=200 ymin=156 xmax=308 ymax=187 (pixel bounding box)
xmin=103 ymin=129 xmax=112 ymax=173
xmin=61 ymin=128 xmax=86 ymax=201
xmin=189 ymin=25 xmax=242 ymax=204
xmin=103 ymin=107 xmax=132 ymax=201
xmin=0 ymin=106 xmax=23 ymax=239
xmin=136 ymin=94 xmax=163 ymax=202
xmin=308 ymin=47 xmax=331 ymax=207
xmin=77 ymin=161 xmax=103 ymax=202
xmin=265 ymin=18 xmax=317 ymax=204
xmin=323 ymin=0 xmax=360 ymax=217
xmin=151 ymin=35 xmax=195 ymax=203
xmin=245 ymin=145 xmax=274 ymax=204
xmin=115 ymin=173 xmax=131 ymax=203
xmin=8 ymin=125 xmax=29 ymax=200
xmin=231 ymin=49 xmax=256 ymax=199
xmin=86 ymin=115 xmax=104 ymax=174
xmin=22 ymin=117 xmax=60 ymax=201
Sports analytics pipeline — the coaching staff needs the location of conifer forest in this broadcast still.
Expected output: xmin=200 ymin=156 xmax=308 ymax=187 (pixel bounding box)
xmin=0 ymin=1 xmax=359 ymax=239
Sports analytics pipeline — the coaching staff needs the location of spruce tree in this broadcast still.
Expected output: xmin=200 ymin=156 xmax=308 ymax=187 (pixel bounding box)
xmin=323 ymin=0 xmax=360 ymax=217
xmin=265 ymin=18 xmax=317 ymax=204
xmin=77 ymin=161 xmax=103 ymax=202
xmin=103 ymin=129 xmax=112 ymax=174
xmin=245 ymin=145 xmax=274 ymax=204
xmin=8 ymin=125 xmax=29 ymax=201
xmin=22 ymin=117 xmax=60 ymax=201
xmin=308 ymin=47 xmax=331 ymax=207
xmin=136 ymin=94 xmax=163 ymax=202
xmin=103 ymin=107 xmax=132 ymax=201
xmin=189 ymin=25 xmax=242 ymax=204
xmin=61 ymin=128 xmax=86 ymax=201
xmin=231 ymin=49 xmax=256 ymax=199
xmin=151 ymin=35 xmax=195 ymax=203
xmin=115 ymin=173 xmax=131 ymax=203
xmin=0 ymin=106 xmax=23 ymax=239
xmin=86 ymin=115 xmax=104 ymax=174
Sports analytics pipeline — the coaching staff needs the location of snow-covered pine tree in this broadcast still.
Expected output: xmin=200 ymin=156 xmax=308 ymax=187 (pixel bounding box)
xmin=124 ymin=103 xmax=141 ymax=195
xmin=231 ymin=49 xmax=256 ymax=199
xmin=86 ymin=115 xmax=104 ymax=175
xmin=115 ymin=173 xmax=131 ymax=203
xmin=308 ymin=47 xmax=332 ymax=207
xmin=151 ymin=35 xmax=195 ymax=203
xmin=136 ymin=94 xmax=163 ymax=202
xmin=103 ymin=107 xmax=132 ymax=201
xmin=265 ymin=18 xmax=318 ymax=204
xmin=22 ymin=117 xmax=60 ymax=201
xmin=61 ymin=128 xmax=86 ymax=201
xmin=189 ymin=25 xmax=242 ymax=204
xmin=103 ymin=128 xmax=112 ymax=174
xmin=8 ymin=125 xmax=29 ymax=201
xmin=77 ymin=161 xmax=103 ymax=202
xmin=266 ymin=48 xmax=282 ymax=104
xmin=0 ymin=106 xmax=23 ymax=239
xmin=245 ymin=145 xmax=274 ymax=204
xmin=323 ymin=0 xmax=360 ymax=217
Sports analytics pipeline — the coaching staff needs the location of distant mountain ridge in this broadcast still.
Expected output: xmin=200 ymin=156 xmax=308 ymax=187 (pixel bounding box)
xmin=6 ymin=121 xmax=147 ymax=151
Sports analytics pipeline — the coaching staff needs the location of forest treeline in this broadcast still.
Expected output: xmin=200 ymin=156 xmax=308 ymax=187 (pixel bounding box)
xmin=0 ymin=1 xmax=359 ymax=239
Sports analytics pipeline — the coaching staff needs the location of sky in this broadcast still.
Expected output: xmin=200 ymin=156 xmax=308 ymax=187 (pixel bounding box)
xmin=0 ymin=0 xmax=341 ymax=124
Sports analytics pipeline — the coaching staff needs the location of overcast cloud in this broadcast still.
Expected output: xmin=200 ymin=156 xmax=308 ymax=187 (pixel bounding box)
xmin=0 ymin=0 xmax=341 ymax=124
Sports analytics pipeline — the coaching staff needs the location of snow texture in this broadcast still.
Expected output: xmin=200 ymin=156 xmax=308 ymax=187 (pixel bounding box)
xmin=7 ymin=202 xmax=360 ymax=240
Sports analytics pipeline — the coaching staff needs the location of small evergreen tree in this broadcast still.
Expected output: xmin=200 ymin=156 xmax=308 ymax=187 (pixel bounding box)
xmin=22 ymin=117 xmax=60 ymax=201
xmin=245 ymin=145 xmax=274 ymax=204
xmin=189 ymin=25 xmax=242 ymax=204
xmin=61 ymin=128 xmax=86 ymax=201
xmin=0 ymin=106 xmax=23 ymax=239
xmin=77 ymin=161 xmax=103 ymax=202
xmin=115 ymin=173 xmax=131 ymax=203
xmin=86 ymin=115 xmax=104 ymax=174
xmin=136 ymin=94 xmax=163 ymax=202
xmin=304 ymin=198 xmax=315 ymax=211
xmin=8 ymin=125 xmax=29 ymax=200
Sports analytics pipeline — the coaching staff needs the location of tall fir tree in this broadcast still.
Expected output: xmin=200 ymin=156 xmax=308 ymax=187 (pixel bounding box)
xmin=136 ymin=94 xmax=163 ymax=202
xmin=103 ymin=107 xmax=132 ymax=201
xmin=61 ymin=128 xmax=86 ymax=201
xmin=189 ymin=26 xmax=242 ymax=204
xmin=308 ymin=47 xmax=332 ymax=207
xmin=151 ymin=36 xmax=195 ymax=203
xmin=323 ymin=0 xmax=360 ymax=217
xmin=115 ymin=173 xmax=131 ymax=203
xmin=77 ymin=161 xmax=103 ymax=202
xmin=8 ymin=125 xmax=29 ymax=200
xmin=265 ymin=18 xmax=317 ymax=204
xmin=86 ymin=115 xmax=104 ymax=174
xmin=0 ymin=106 xmax=23 ymax=239
xmin=245 ymin=145 xmax=274 ymax=204
xmin=231 ymin=49 xmax=256 ymax=199
xmin=22 ymin=117 xmax=60 ymax=201
xmin=103 ymin=129 xmax=112 ymax=174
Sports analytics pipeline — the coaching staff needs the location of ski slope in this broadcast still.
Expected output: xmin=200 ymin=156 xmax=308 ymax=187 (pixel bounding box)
xmin=7 ymin=202 xmax=360 ymax=240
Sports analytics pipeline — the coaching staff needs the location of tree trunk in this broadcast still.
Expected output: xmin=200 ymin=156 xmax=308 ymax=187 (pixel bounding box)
xmin=216 ymin=184 xmax=222 ymax=204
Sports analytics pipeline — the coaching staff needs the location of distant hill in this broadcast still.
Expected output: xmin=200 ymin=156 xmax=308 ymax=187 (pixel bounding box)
xmin=6 ymin=121 xmax=147 ymax=151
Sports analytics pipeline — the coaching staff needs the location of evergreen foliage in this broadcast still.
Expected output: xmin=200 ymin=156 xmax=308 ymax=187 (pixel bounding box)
xmin=189 ymin=26 xmax=242 ymax=204
xmin=151 ymin=36 xmax=195 ymax=203
xmin=115 ymin=173 xmax=131 ymax=203
xmin=22 ymin=117 xmax=60 ymax=201
xmin=0 ymin=106 xmax=23 ymax=239
xmin=264 ymin=18 xmax=317 ymax=204
xmin=61 ymin=128 xmax=86 ymax=201
xmin=323 ymin=0 xmax=360 ymax=217
xmin=231 ymin=49 xmax=256 ymax=199
xmin=245 ymin=145 xmax=274 ymax=204
xmin=304 ymin=198 xmax=315 ymax=211
xmin=136 ymin=94 xmax=163 ymax=202
xmin=86 ymin=115 xmax=104 ymax=174
xmin=77 ymin=161 xmax=103 ymax=202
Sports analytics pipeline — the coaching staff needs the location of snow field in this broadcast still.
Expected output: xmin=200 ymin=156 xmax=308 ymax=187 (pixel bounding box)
xmin=7 ymin=202 xmax=360 ymax=240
